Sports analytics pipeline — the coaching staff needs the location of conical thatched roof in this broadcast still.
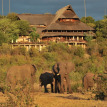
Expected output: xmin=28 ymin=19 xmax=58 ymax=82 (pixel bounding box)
xmin=44 ymin=5 xmax=94 ymax=31
xmin=17 ymin=5 xmax=95 ymax=38
xmin=55 ymin=5 xmax=79 ymax=20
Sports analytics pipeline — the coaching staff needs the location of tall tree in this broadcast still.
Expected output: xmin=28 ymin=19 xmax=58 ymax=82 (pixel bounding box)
xmin=29 ymin=27 xmax=40 ymax=42
xmin=0 ymin=18 xmax=19 ymax=44
xmin=7 ymin=13 xmax=19 ymax=21
xmin=15 ymin=20 xmax=30 ymax=36
xmin=95 ymin=16 xmax=107 ymax=38
xmin=81 ymin=16 xmax=96 ymax=28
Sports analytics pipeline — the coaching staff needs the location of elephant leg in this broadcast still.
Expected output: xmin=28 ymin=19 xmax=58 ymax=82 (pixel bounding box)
xmin=57 ymin=81 xmax=61 ymax=93
xmin=84 ymin=78 xmax=88 ymax=91
xmin=60 ymin=75 xmax=64 ymax=93
xmin=51 ymin=83 xmax=53 ymax=93
xmin=55 ymin=79 xmax=60 ymax=93
xmin=44 ymin=85 xmax=48 ymax=93
xmin=66 ymin=75 xmax=72 ymax=94
xmin=52 ymin=78 xmax=55 ymax=93
xmin=55 ymin=79 xmax=57 ymax=93
xmin=64 ymin=78 xmax=67 ymax=93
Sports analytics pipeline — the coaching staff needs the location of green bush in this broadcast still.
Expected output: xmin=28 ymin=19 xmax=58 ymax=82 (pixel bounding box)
xmin=71 ymin=83 xmax=81 ymax=92
xmin=95 ymin=74 xmax=107 ymax=100
xmin=28 ymin=47 xmax=40 ymax=57
xmin=70 ymin=72 xmax=83 ymax=81
xmin=74 ymin=46 xmax=85 ymax=57
xmin=0 ymin=43 xmax=11 ymax=55
xmin=11 ymin=47 xmax=27 ymax=56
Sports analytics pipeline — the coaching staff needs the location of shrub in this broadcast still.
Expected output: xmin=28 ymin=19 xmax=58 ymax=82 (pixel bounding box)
xmin=71 ymin=83 xmax=81 ymax=92
xmin=95 ymin=74 xmax=107 ymax=100
xmin=74 ymin=46 xmax=85 ymax=57
xmin=0 ymin=43 xmax=11 ymax=55
xmin=5 ymin=80 xmax=34 ymax=107
xmin=11 ymin=47 xmax=27 ymax=56
xmin=70 ymin=72 xmax=83 ymax=81
xmin=28 ymin=47 xmax=39 ymax=57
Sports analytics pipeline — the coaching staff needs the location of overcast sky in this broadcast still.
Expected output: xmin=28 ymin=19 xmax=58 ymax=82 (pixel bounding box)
xmin=0 ymin=0 xmax=107 ymax=20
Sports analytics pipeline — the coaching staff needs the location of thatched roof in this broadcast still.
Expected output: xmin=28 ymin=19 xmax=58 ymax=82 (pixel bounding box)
xmin=41 ymin=32 xmax=85 ymax=37
xmin=54 ymin=5 xmax=79 ymax=22
xmin=44 ymin=5 xmax=94 ymax=31
xmin=45 ymin=21 xmax=94 ymax=31
xmin=17 ymin=14 xmax=55 ymax=25
xmin=17 ymin=5 xmax=95 ymax=38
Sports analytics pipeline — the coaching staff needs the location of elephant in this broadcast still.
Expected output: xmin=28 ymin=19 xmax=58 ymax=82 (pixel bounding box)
xmin=83 ymin=72 xmax=97 ymax=91
xmin=52 ymin=61 xmax=75 ymax=93
xmin=6 ymin=64 xmax=37 ymax=91
xmin=39 ymin=72 xmax=54 ymax=93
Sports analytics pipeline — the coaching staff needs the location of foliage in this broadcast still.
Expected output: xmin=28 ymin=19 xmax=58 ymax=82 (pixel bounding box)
xmin=11 ymin=47 xmax=27 ymax=56
xmin=15 ymin=20 xmax=30 ymax=36
xmin=7 ymin=13 xmax=19 ymax=21
xmin=95 ymin=17 xmax=107 ymax=38
xmin=81 ymin=16 xmax=95 ymax=23
xmin=0 ymin=43 xmax=12 ymax=55
xmin=0 ymin=32 xmax=6 ymax=45
xmin=81 ymin=16 xmax=96 ymax=28
xmin=70 ymin=72 xmax=83 ymax=81
xmin=28 ymin=47 xmax=40 ymax=57
xmin=5 ymin=80 xmax=34 ymax=107
xmin=84 ymin=35 xmax=93 ymax=42
xmin=0 ymin=18 xmax=19 ymax=44
xmin=0 ymin=15 xmax=3 ymax=19
xmin=74 ymin=46 xmax=85 ymax=57
xmin=29 ymin=27 xmax=40 ymax=42
xmin=95 ymin=74 xmax=107 ymax=100
xmin=103 ymin=15 xmax=107 ymax=19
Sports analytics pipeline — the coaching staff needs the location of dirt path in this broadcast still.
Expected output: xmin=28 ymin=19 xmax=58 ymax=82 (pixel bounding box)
xmin=0 ymin=91 xmax=107 ymax=107
xmin=33 ymin=92 xmax=107 ymax=107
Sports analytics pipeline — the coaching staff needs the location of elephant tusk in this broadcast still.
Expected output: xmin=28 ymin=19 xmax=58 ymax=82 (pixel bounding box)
xmin=57 ymin=73 xmax=60 ymax=76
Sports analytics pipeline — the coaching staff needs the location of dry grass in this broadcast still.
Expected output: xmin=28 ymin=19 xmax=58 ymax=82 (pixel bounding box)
xmin=33 ymin=92 xmax=107 ymax=107
xmin=0 ymin=84 xmax=107 ymax=107
xmin=0 ymin=91 xmax=107 ymax=107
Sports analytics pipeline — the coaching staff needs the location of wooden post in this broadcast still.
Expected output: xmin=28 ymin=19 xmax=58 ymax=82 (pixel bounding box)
xmin=73 ymin=36 xmax=74 ymax=40
xmin=77 ymin=36 xmax=79 ymax=41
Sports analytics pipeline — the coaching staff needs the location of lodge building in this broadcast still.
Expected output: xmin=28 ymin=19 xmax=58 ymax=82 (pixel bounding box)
xmin=13 ymin=5 xmax=95 ymax=50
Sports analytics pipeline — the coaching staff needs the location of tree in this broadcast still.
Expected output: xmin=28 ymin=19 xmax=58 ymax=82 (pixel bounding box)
xmin=103 ymin=15 xmax=107 ymax=19
xmin=0 ymin=15 xmax=3 ymax=19
xmin=0 ymin=32 xmax=6 ymax=45
xmin=0 ymin=18 xmax=19 ymax=44
xmin=29 ymin=27 xmax=40 ymax=42
xmin=84 ymin=35 xmax=93 ymax=42
xmin=81 ymin=16 xmax=95 ymax=23
xmin=7 ymin=13 xmax=19 ymax=21
xmin=74 ymin=46 xmax=85 ymax=57
xmin=15 ymin=20 xmax=30 ymax=36
xmin=95 ymin=17 xmax=107 ymax=38
xmin=81 ymin=16 xmax=96 ymax=28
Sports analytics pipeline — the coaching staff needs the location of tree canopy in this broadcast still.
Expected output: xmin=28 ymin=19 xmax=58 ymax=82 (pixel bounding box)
xmin=0 ymin=18 xmax=19 ymax=44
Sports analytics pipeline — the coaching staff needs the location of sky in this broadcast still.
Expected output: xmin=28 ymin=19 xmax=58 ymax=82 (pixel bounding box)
xmin=0 ymin=0 xmax=107 ymax=20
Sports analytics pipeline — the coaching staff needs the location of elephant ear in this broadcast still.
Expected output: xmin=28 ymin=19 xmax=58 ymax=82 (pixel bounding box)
xmin=31 ymin=64 xmax=37 ymax=76
xmin=52 ymin=64 xmax=59 ymax=75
